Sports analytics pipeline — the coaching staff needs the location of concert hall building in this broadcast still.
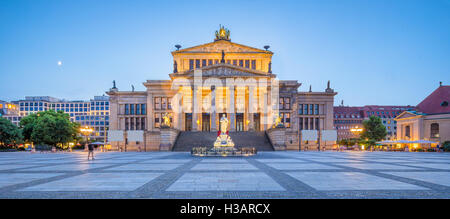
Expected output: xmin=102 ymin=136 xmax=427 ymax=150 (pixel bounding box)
xmin=107 ymin=27 xmax=337 ymax=151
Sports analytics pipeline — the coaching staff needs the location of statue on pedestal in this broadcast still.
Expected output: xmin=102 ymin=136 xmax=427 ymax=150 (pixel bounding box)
xmin=161 ymin=113 xmax=171 ymax=128
xmin=214 ymin=114 xmax=235 ymax=147
xmin=273 ymin=113 xmax=285 ymax=128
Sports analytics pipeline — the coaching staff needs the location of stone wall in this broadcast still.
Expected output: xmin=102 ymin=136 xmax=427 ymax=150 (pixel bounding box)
xmin=160 ymin=128 xmax=180 ymax=151
xmin=266 ymin=128 xmax=286 ymax=151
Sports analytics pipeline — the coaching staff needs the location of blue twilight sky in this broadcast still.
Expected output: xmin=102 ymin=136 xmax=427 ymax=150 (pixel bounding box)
xmin=0 ymin=0 xmax=449 ymax=106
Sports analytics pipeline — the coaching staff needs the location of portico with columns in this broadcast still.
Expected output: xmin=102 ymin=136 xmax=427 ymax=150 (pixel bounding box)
xmin=107 ymin=26 xmax=337 ymax=151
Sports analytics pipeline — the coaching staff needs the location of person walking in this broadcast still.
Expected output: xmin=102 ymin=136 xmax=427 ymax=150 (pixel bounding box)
xmin=87 ymin=143 xmax=95 ymax=160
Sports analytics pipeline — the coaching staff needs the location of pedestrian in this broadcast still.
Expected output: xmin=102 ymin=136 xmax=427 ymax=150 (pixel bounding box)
xmin=436 ymin=144 xmax=440 ymax=153
xmin=87 ymin=143 xmax=95 ymax=160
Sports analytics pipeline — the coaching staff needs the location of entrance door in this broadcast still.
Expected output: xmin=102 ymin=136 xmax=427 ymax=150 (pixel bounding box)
xmin=236 ymin=113 xmax=244 ymax=132
xmin=185 ymin=113 xmax=192 ymax=131
xmin=254 ymin=113 xmax=260 ymax=131
xmin=202 ymin=113 xmax=210 ymax=132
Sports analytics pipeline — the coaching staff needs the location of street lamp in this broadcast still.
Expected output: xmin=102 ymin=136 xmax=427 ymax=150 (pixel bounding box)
xmin=350 ymin=127 xmax=363 ymax=150
xmin=80 ymin=126 xmax=93 ymax=151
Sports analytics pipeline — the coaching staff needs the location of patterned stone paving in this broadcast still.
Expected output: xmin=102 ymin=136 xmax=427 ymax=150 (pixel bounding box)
xmin=0 ymin=151 xmax=449 ymax=199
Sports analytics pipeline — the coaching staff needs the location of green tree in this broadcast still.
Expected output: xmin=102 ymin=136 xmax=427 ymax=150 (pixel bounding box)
xmin=338 ymin=138 xmax=358 ymax=149
xmin=360 ymin=116 xmax=387 ymax=149
xmin=0 ymin=117 xmax=23 ymax=147
xmin=20 ymin=111 xmax=80 ymax=149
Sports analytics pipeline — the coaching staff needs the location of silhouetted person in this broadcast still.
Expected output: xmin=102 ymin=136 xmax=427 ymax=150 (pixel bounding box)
xmin=87 ymin=144 xmax=95 ymax=160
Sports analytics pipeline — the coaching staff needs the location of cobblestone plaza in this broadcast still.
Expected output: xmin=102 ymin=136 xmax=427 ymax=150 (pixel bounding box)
xmin=0 ymin=151 xmax=449 ymax=199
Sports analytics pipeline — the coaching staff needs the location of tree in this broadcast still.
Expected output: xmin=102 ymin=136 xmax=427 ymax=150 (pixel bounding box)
xmin=0 ymin=117 xmax=23 ymax=147
xmin=19 ymin=111 xmax=80 ymax=149
xmin=360 ymin=116 xmax=387 ymax=149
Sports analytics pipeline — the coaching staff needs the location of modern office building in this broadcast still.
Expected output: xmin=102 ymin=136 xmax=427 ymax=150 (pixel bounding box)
xmin=0 ymin=101 xmax=21 ymax=126
xmin=14 ymin=96 xmax=110 ymax=141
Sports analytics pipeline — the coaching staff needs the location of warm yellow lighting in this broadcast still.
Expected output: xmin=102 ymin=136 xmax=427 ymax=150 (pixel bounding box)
xmin=80 ymin=126 xmax=93 ymax=135
xmin=196 ymin=120 xmax=200 ymax=124
xmin=246 ymin=120 xmax=250 ymax=125
xmin=361 ymin=145 xmax=365 ymax=150
xmin=350 ymin=128 xmax=363 ymax=132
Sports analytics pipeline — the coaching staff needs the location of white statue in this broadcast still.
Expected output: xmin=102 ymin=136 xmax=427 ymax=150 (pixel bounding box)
xmin=214 ymin=114 xmax=235 ymax=147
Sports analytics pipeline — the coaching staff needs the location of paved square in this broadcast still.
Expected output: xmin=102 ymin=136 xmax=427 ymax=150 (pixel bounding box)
xmin=20 ymin=172 xmax=162 ymax=191
xmin=286 ymin=172 xmax=427 ymax=191
xmin=384 ymin=172 xmax=450 ymax=187
xmin=337 ymin=163 xmax=421 ymax=170
xmin=0 ymin=173 xmax=62 ymax=187
xmin=103 ymin=163 xmax=182 ymax=171
xmin=166 ymin=172 xmax=285 ymax=191
xmin=0 ymin=151 xmax=449 ymax=198
xmin=18 ymin=163 xmax=112 ymax=172
xmin=191 ymin=163 xmax=258 ymax=171
xmin=266 ymin=163 xmax=340 ymax=170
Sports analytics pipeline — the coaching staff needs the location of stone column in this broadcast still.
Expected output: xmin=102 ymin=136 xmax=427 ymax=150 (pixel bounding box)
xmin=248 ymin=86 xmax=255 ymax=131
xmin=146 ymin=93 xmax=154 ymax=131
xmin=192 ymin=86 xmax=199 ymax=132
xmin=262 ymin=89 xmax=268 ymax=130
xmin=210 ymin=86 xmax=217 ymax=131
xmin=228 ymin=85 xmax=235 ymax=131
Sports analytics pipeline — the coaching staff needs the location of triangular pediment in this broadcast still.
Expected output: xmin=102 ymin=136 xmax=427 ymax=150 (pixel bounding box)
xmin=170 ymin=63 xmax=274 ymax=78
xmin=395 ymin=111 xmax=422 ymax=120
xmin=173 ymin=40 xmax=271 ymax=54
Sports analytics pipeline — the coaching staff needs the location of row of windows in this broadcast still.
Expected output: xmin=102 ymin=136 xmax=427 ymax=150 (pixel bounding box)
xmin=279 ymin=113 xmax=291 ymax=128
xmin=188 ymin=59 xmax=257 ymax=70
xmin=299 ymin=117 xmax=320 ymax=130
xmin=154 ymin=97 xmax=172 ymax=110
xmin=279 ymin=98 xmax=291 ymax=110
xmin=125 ymin=117 xmax=146 ymax=131
xmin=75 ymin=116 xmax=109 ymax=121
xmin=367 ymin=111 xmax=401 ymax=117
xmin=124 ymin=104 xmax=146 ymax=115
xmin=299 ymin=104 xmax=319 ymax=115
xmin=335 ymin=114 xmax=361 ymax=119
xmin=334 ymin=120 xmax=361 ymax=124
xmin=79 ymin=121 xmax=109 ymax=126
xmin=20 ymin=102 xmax=109 ymax=108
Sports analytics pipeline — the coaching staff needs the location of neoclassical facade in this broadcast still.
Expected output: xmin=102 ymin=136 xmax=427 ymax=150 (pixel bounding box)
xmin=107 ymin=27 xmax=337 ymax=151
xmin=396 ymin=84 xmax=450 ymax=147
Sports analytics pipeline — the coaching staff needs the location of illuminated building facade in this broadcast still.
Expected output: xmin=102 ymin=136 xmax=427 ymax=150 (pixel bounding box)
xmin=396 ymin=84 xmax=450 ymax=146
xmin=14 ymin=96 xmax=110 ymax=141
xmin=107 ymin=27 xmax=337 ymax=151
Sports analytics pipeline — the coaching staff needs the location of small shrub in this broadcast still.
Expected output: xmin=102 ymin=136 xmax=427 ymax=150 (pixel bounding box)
xmin=442 ymin=141 xmax=450 ymax=152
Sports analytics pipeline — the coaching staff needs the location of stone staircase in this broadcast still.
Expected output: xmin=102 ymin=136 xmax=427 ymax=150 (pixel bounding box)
xmin=172 ymin=131 xmax=274 ymax=152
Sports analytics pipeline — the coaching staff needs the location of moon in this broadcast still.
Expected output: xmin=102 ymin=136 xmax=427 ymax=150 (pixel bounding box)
xmin=57 ymin=61 xmax=62 ymax=66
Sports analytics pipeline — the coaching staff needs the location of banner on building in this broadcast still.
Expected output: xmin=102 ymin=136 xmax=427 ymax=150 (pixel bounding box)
xmin=322 ymin=130 xmax=337 ymax=141
xmin=301 ymin=130 xmax=318 ymax=141
xmin=127 ymin=130 xmax=144 ymax=142
xmin=108 ymin=130 xmax=124 ymax=142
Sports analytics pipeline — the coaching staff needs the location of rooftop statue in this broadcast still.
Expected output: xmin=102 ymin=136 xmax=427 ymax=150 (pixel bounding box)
xmin=215 ymin=25 xmax=231 ymax=41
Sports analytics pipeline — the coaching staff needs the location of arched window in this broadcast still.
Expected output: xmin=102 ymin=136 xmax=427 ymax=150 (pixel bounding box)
xmin=430 ymin=123 xmax=439 ymax=138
